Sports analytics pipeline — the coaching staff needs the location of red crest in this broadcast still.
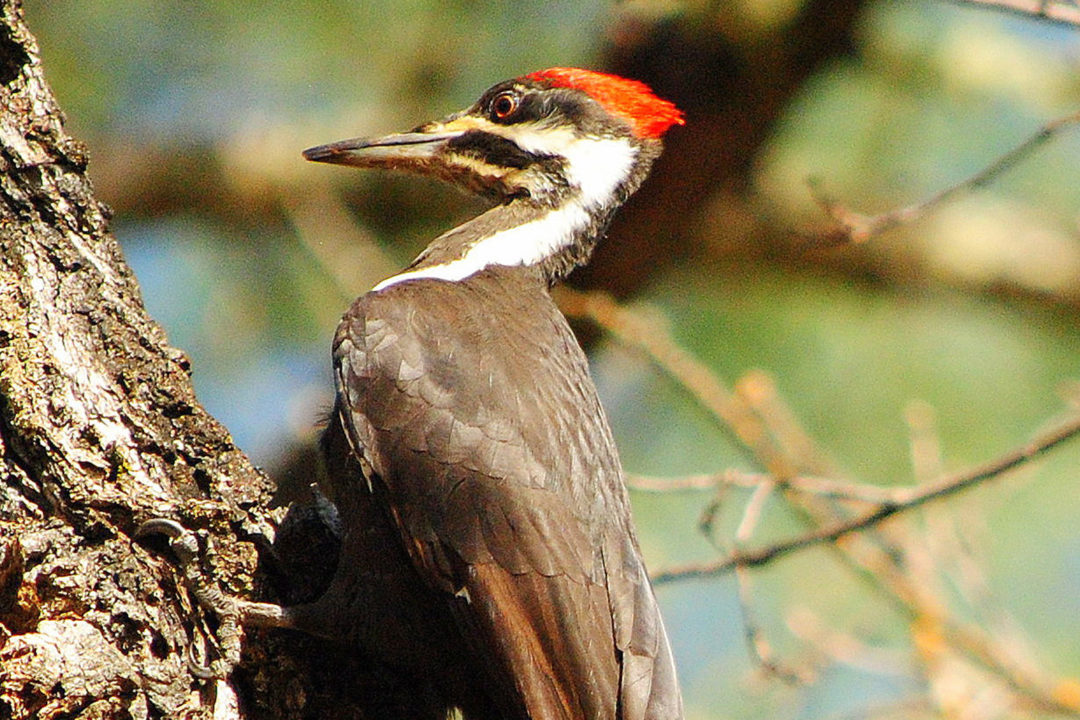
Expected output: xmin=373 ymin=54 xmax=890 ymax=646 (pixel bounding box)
xmin=524 ymin=67 xmax=684 ymax=140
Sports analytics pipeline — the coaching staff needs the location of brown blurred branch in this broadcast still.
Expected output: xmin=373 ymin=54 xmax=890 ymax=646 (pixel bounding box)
xmin=569 ymin=287 xmax=1080 ymax=712
xmin=628 ymin=470 xmax=902 ymax=504
xmin=732 ymin=481 xmax=809 ymax=684
xmin=949 ymin=0 xmax=1080 ymax=26
xmin=809 ymin=109 xmax=1080 ymax=245
xmin=564 ymin=287 xmax=1080 ymax=587
xmin=556 ymin=288 xmax=803 ymax=478
xmin=586 ymin=0 xmax=868 ymax=297
xmin=651 ymin=411 xmax=1080 ymax=582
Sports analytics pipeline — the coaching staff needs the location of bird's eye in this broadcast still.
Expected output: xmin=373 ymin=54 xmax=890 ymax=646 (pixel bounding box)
xmin=491 ymin=92 xmax=519 ymax=120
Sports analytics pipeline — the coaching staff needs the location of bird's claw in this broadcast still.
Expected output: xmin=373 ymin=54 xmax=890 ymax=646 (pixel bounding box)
xmin=187 ymin=641 xmax=224 ymax=680
xmin=136 ymin=518 xmax=199 ymax=562
xmin=137 ymin=517 xmax=244 ymax=679
xmin=135 ymin=517 xmax=187 ymax=539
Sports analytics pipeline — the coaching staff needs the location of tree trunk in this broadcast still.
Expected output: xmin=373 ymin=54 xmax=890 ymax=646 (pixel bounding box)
xmin=0 ymin=3 xmax=366 ymax=718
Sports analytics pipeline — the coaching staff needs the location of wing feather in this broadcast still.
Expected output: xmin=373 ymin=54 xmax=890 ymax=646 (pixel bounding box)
xmin=330 ymin=270 xmax=682 ymax=719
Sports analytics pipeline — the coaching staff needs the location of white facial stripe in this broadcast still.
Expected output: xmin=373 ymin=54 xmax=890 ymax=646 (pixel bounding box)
xmin=372 ymin=202 xmax=590 ymax=291
xmin=490 ymin=125 xmax=638 ymax=208
xmin=433 ymin=118 xmax=638 ymax=208
xmin=446 ymin=154 xmax=508 ymax=179
xmin=371 ymin=122 xmax=637 ymax=292
xmin=564 ymin=136 xmax=637 ymax=207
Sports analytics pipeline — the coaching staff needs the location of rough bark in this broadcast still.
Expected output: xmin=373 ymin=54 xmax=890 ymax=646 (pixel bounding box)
xmin=0 ymin=3 xmax=363 ymax=718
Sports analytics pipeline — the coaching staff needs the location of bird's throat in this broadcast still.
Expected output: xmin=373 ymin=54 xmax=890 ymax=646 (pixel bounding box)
xmin=372 ymin=198 xmax=611 ymax=292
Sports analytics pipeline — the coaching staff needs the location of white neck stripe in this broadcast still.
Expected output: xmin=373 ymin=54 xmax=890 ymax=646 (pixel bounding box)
xmin=371 ymin=134 xmax=637 ymax=292
xmin=372 ymin=202 xmax=590 ymax=291
xmin=499 ymin=128 xmax=637 ymax=209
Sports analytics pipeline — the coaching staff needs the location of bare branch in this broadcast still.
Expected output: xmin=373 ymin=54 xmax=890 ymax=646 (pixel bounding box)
xmin=809 ymin=109 xmax=1080 ymax=244
xmin=947 ymin=0 xmax=1080 ymax=27
xmin=562 ymin=274 xmax=1080 ymax=713
xmin=283 ymin=183 xmax=397 ymax=301
xmin=556 ymin=288 xmax=800 ymax=477
xmin=732 ymin=482 xmax=808 ymax=683
xmin=814 ymin=697 xmax=935 ymax=720
xmin=628 ymin=469 xmax=906 ymax=504
xmin=786 ymin=607 xmax=911 ymax=677
xmin=652 ymin=411 xmax=1080 ymax=582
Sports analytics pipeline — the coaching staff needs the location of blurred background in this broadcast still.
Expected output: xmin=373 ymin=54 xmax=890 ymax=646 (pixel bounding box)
xmin=24 ymin=1 xmax=1080 ymax=718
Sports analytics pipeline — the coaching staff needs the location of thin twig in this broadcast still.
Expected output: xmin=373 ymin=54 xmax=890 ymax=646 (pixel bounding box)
xmin=627 ymin=469 xmax=906 ymax=504
xmin=787 ymin=607 xmax=911 ymax=677
xmin=948 ymin=0 xmax=1080 ymax=27
xmin=282 ymin=182 xmax=398 ymax=300
xmin=815 ymin=696 xmax=935 ymax=720
xmin=555 ymin=288 xmax=797 ymax=477
xmin=810 ymin=109 xmax=1080 ymax=244
xmin=652 ymin=411 xmax=1080 ymax=582
xmin=736 ymin=370 xmax=836 ymax=476
xmin=564 ymin=289 xmax=1080 ymax=710
xmin=732 ymin=482 xmax=807 ymax=683
xmin=625 ymin=471 xmax=726 ymax=492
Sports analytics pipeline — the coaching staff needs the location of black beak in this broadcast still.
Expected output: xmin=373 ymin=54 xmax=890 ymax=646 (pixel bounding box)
xmin=303 ymin=130 xmax=464 ymax=169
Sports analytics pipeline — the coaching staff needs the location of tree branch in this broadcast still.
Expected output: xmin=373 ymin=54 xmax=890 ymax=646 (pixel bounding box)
xmin=627 ymin=470 xmax=904 ymax=504
xmin=947 ymin=0 xmax=1080 ymax=27
xmin=556 ymin=288 xmax=803 ymax=478
xmin=564 ymin=286 xmax=1080 ymax=712
xmin=0 ymin=5 xmax=368 ymax=718
xmin=651 ymin=411 xmax=1080 ymax=583
xmin=809 ymin=109 xmax=1080 ymax=245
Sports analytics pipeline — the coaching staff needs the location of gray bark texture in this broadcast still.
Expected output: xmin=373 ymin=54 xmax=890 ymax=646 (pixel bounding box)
xmin=0 ymin=3 xmax=366 ymax=718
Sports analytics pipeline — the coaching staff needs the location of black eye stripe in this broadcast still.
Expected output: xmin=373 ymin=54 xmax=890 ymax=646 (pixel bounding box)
xmin=471 ymin=84 xmax=634 ymax=140
xmin=447 ymin=131 xmax=538 ymax=169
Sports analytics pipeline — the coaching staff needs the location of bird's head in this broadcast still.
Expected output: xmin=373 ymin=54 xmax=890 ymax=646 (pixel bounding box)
xmin=304 ymin=68 xmax=684 ymax=210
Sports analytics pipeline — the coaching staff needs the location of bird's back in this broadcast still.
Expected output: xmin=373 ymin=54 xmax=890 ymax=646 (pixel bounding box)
xmin=325 ymin=266 xmax=682 ymax=719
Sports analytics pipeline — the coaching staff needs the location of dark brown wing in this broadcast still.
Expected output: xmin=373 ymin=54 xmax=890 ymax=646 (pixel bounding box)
xmin=332 ymin=268 xmax=682 ymax=720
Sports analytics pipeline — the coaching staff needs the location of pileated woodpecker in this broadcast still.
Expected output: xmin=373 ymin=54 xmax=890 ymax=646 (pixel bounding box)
xmin=238 ymin=68 xmax=682 ymax=719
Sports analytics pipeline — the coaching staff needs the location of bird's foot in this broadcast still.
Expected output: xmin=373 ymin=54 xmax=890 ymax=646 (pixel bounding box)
xmin=137 ymin=518 xmax=291 ymax=679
